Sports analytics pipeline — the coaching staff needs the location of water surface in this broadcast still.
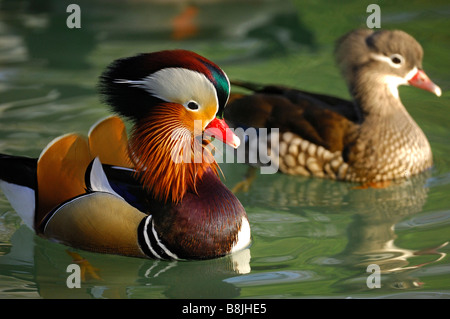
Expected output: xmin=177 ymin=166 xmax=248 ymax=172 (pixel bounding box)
xmin=0 ymin=0 xmax=449 ymax=299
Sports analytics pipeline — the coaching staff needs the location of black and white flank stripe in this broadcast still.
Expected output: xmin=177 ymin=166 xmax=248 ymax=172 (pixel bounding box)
xmin=138 ymin=215 xmax=180 ymax=260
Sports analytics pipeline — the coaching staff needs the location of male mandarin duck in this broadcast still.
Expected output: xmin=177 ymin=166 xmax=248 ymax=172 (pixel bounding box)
xmin=0 ymin=50 xmax=251 ymax=260
xmin=225 ymin=29 xmax=441 ymax=187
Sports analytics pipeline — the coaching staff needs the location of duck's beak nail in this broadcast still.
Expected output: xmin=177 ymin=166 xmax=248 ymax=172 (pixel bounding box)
xmin=205 ymin=118 xmax=240 ymax=149
xmin=408 ymin=69 xmax=442 ymax=97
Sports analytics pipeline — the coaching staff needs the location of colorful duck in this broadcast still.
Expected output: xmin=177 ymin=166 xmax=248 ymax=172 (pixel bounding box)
xmin=0 ymin=50 xmax=251 ymax=260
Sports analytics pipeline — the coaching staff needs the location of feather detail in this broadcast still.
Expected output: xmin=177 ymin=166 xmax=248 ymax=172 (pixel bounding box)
xmin=36 ymin=133 xmax=91 ymax=227
xmin=88 ymin=115 xmax=133 ymax=168
xmin=130 ymin=103 xmax=218 ymax=203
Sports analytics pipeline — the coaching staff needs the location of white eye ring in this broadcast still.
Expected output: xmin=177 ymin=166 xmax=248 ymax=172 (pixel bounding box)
xmin=389 ymin=54 xmax=404 ymax=66
xmin=184 ymin=100 xmax=200 ymax=111
xmin=370 ymin=53 xmax=404 ymax=69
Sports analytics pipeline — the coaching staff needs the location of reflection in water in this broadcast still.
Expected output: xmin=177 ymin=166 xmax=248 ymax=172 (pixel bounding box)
xmin=0 ymin=0 xmax=314 ymax=69
xmin=0 ymin=225 xmax=251 ymax=298
xmin=333 ymin=172 xmax=448 ymax=291
xmin=171 ymin=5 xmax=199 ymax=41
xmin=1 ymin=0 xmax=97 ymax=69
xmin=335 ymin=172 xmax=447 ymax=275
xmin=235 ymin=169 xmax=448 ymax=290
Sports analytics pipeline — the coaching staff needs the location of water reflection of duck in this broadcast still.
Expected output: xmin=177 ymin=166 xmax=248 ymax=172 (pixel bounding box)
xmin=331 ymin=172 xmax=447 ymax=275
xmin=236 ymin=167 xmax=447 ymax=288
xmin=0 ymin=225 xmax=251 ymax=298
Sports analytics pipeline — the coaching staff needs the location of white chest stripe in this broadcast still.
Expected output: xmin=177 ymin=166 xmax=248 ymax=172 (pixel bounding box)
xmin=142 ymin=215 xmax=180 ymax=260
xmin=151 ymin=218 xmax=180 ymax=260
xmin=143 ymin=216 xmax=163 ymax=259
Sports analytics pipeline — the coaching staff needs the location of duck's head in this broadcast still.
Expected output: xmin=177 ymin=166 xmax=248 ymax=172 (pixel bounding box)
xmin=99 ymin=50 xmax=239 ymax=203
xmin=335 ymin=29 xmax=441 ymax=101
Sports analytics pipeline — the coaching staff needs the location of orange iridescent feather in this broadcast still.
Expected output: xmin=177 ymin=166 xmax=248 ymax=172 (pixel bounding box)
xmin=35 ymin=116 xmax=133 ymax=228
xmin=36 ymin=134 xmax=91 ymax=227
xmin=88 ymin=116 xmax=133 ymax=168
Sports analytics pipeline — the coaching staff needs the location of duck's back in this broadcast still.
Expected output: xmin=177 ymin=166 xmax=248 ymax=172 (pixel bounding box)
xmin=225 ymin=83 xmax=361 ymax=179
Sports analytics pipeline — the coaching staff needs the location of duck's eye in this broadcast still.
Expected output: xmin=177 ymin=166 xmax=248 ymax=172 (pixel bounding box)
xmin=186 ymin=101 xmax=199 ymax=110
xmin=390 ymin=54 xmax=404 ymax=65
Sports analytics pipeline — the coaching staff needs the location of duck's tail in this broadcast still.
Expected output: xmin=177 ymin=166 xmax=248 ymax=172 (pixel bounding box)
xmin=0 ymin=115 xmax=134 ymax=231
xmin=0 ymin=154 xmax=37 ymax=229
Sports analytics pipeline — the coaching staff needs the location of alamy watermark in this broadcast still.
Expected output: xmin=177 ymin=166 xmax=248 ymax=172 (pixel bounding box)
xmin=169 ymin=120 xmax=280 ymax=175
xmin=66 ymin=4 xmax=81 ymax=29
xmin=366 ymin=264 xmax=381 ymax=289
xmin=66 ymin=3 xmax=381 ymax=30
xmin=366 ymin=4 xmax=381 ymax=28
xmin=66 ymin=264 xmax=81 ymax=288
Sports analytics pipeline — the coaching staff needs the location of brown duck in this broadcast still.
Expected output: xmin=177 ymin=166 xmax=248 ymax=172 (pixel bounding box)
xmin=225 ymin=29 xmax=441 ymax=187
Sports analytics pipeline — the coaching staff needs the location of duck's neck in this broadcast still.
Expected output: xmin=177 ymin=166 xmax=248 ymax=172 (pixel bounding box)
xmin=349 ymin=74 xmax=432 ymax=178
xmin=351 ymin=73 xmax=408 ymax=119
xmin=129 ymin=110 xmax=218 ymax=204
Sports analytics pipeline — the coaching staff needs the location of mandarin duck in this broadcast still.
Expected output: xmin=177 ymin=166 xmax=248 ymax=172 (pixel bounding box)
xmin=0 ymin=50 xmax=251 ymax=260
xmin=225 ymin=29 xmax=441 ymax=187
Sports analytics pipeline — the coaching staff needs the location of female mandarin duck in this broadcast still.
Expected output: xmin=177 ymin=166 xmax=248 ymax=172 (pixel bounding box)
xmin=225 ymin=29 xmax=441 ymax=187
xmin=0 ymin=50 xmax=251 ymax=260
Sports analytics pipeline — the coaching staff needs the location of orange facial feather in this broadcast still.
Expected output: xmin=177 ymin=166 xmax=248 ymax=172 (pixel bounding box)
xmin=129 ymin=103 xmax=218 ymax=203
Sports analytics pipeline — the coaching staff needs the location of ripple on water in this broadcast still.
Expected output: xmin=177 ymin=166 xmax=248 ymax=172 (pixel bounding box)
xmin=395 ymin=210 xmax=450 ymax=230
xmin=224 ymin=270 xmax=319 ymax=287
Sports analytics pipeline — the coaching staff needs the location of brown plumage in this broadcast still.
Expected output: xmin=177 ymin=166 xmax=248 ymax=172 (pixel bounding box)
xmin=225 ymin=29 xmax=441 ymax=184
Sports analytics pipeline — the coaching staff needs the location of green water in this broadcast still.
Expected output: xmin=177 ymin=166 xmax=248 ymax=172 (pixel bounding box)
xmin=0 ymin=0 xmax=449 ymax=299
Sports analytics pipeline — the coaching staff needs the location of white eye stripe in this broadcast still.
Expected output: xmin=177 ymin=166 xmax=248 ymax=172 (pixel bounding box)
xmin=405 ymin=66 xmax=418 ymax=81
xmin=115 ymin=68 xmax=218 ymax=114
xmin=381 ymin=66 xmax=418 ymax=99
xmin=370 ymin=53 xmax=404 ymax=69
